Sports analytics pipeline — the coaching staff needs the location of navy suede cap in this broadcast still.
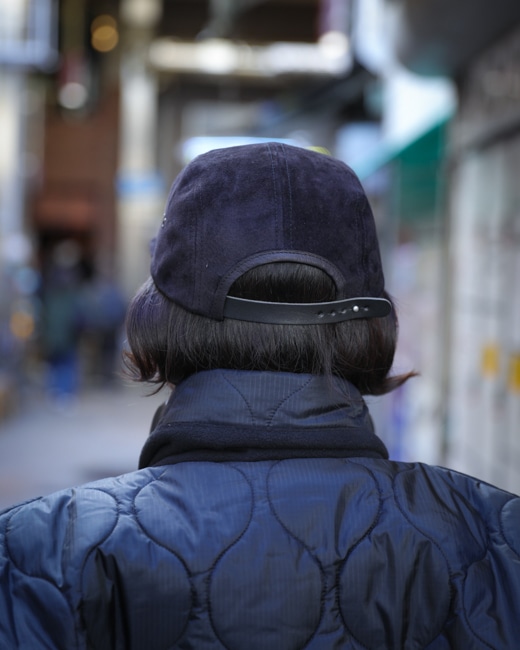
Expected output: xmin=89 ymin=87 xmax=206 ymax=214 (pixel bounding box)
xmin=150 ymin=142 xmax=385 ymax=320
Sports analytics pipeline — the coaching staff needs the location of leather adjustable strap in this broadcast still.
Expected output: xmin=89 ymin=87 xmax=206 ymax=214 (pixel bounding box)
xmin=223 ymin=296 xmax=392 ymax=324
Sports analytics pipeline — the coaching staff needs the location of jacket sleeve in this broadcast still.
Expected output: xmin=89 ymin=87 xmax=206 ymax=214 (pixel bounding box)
xmin=471 ymin=493 xmax=520 ymax=645
xmin=0 ymin=496 xmax=83 ymax=650
xmin=439 ymin=470 xmax=520 ymax=646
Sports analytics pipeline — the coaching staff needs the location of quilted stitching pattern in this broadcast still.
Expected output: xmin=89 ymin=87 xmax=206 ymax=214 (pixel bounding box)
xmin=1 ymin=459 xmax=519 ymax=649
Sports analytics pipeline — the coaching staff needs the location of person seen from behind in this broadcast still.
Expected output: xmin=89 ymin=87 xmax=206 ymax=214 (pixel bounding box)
xmin=1 ymin=143 xmax=519 ymax=648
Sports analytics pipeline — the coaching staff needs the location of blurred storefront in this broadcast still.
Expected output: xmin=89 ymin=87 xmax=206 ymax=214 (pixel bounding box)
xmin=446 ymin=25 xmax=520 ymax=493
xmin=0 ymin=0 xmax=58 ymax=415
xmin=392 ymin=0 xmax=520 ymax=493
xmin=1 ymin=0 xmax=124 ymax=411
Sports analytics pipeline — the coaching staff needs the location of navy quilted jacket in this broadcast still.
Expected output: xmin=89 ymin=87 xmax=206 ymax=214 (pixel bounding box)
xmin=1 ymin=370 xmax=519 ymax=649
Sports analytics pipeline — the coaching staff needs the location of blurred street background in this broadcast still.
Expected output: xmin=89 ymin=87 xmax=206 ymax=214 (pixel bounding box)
xmin=1 ymin=0 xmax=520 ymax=506
xmin=0 ymin=381 xmax=166 ymax=510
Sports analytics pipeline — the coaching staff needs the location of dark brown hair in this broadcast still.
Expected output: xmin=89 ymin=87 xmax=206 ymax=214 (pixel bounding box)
xmin=124 ymin=263 xmax=415 ymax=395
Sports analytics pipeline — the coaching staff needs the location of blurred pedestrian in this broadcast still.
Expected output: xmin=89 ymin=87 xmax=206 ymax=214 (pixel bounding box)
xmin=38 ymin=239 xmax=84 ymax=407
xmin=1 ymin=143 xmax=519 ymax=648
xmin=79 ymin=270 xmax=127 ymax=385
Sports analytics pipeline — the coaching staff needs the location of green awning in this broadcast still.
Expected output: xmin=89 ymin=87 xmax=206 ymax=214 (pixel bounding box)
xmin=353 ymin=114 xmax=451 ymax=223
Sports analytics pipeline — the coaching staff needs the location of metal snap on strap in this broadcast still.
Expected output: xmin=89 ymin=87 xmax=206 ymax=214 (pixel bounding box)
xmin=223 ymin=296 xmax=392 ymax=324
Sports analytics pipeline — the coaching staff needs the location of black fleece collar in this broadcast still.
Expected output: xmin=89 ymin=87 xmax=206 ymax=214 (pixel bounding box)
xmin=139 ymin=370 xmax=388 ymax=468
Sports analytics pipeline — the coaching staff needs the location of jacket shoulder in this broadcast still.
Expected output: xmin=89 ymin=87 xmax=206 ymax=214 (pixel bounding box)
xmin=0 ymin=468 xmax=161 ymax=582
xmin=0 ymin=469 xmax=162 ymax=648
xmin=360 ymin=459 xmax=520 ymax=638
xmin=358 ymin=458 xmax=520 ymax=546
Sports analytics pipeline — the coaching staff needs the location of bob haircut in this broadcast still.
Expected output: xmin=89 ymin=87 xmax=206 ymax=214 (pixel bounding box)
xmin=124 ymin=263 xmax=415 ymax=395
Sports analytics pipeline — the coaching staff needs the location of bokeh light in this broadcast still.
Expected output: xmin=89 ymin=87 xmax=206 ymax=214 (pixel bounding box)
xmin=91 ymin=15 xmax=119 ymax=53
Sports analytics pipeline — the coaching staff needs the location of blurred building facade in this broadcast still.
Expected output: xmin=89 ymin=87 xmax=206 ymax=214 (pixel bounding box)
xmin=1 ymin=0 xmax=519 ymax=493
xmin=0 ymin=0 xmax=59 ymax=416
xmin=390 ymin=0 xmax=520 ymax=492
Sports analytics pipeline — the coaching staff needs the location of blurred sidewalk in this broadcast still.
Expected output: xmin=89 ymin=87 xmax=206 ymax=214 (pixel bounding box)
xmin=0 ymin=381 xmax=167 ymax=510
